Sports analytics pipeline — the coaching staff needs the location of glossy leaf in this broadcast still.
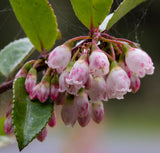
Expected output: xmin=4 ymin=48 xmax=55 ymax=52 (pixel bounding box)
xmin=107 ymin=0 xmax=147 ymax=30
xmin=0 ymin=38 xmax=34 ymax=77
xmin=9 ymin=0 xmax=58 ymax=51
xmin=70 ymin=0 xmax=113 ymax=29
xmin=12 ymin=77 xmax=53 ymax=151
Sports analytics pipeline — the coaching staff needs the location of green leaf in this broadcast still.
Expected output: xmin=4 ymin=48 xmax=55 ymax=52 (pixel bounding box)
xmin=107 ymin=0 xmax=147 ymax=30
xmin=0 ymin=38 xmax=34 ymax=77
xmin=0 ymin=117 xmax=6 ymax=136
xmin=70 ymin=0 xmax=113 ymax=29
xmin=12 ymin=77 xmax=53 ymax=151
xmin=9 ymin=0 xmax=58 ymax=52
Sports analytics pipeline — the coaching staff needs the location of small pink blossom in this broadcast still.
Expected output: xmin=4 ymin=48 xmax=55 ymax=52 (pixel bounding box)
xmin=47 ymin=43 xmax=72 ymax=73
xmin=88 ymin=75 xmax=108 ymax=103
xmin=48 ymin=110 xmax=56 ymax=127
xmin=30 ymin=76 xmax=50 ymax=103
xmin=59 ymin=70 xmax=69 ymax=92
xmin=106 ymin=66 xmax=131 ymax=99
xmin=74 ymin=92 xmax=89 ymax=117
xmin=61 ymin=97 xmax=77 ymax=127
xmin=4 ymin=115 xmax=14 ymax=135
xmin=25 ymin=68 xmax=37 ymax=93
xmin=37 ymin=127 xmax=47 ymax=142
xmin=66 ymin=56 xmax=89 ymax=94
xmin=89 ymin=49 xmax=110 ymax=77
xmin=125 ymin=48 xmax=154 ymax=78
xmin=78 ymin=112 xmax=91 ymax=127
xmin=91 ymin=101 xmax=104 ymax=124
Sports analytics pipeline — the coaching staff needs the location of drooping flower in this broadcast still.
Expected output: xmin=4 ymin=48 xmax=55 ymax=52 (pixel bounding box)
xmin=61 ymin=95 xmax=77 ymax=127
xmin=4 ymin=115 xmax=14 ymax=135
xmin=89 ymin=48 xmax=110 ymax=77
xmin=106 ymin=66 xmax=131 ymax=99
xmin=74 ymin=91 xmax=89 ymax=117
xmin=47 ymin=41 xmax=72 ymax=73
xmin=125 ymin=47 xmax=154 ymax=78
xmin=37 ymin=127 xmax=47 ymax=142
xmin=50 ymin=75 xmax=59 ymax=101
xmin=91 ymin=101 xmax=104 ymax=124
xmin=25 ymin=67 xmax=37 ymax=93
xmin=88 ymin=75 xmax=108 ymax=103
xmin=30 ymin=75 xmax=50 ymax=103
xmin=130 ymin=74 xmax=141 ymax=93
xmin=78 ymin=112 xmax=91 ymax=127
xmin=48 ymin=110 xmax=56 ymax=127
xmin=59 ymin=70 xmax=69 ymax=93
xmin=66 ymin=55 xmax=89 ymax=94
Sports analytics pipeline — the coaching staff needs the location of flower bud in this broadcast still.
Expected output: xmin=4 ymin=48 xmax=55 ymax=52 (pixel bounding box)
xmin=25 ymin=67 xmax=37 ymax=93
xmin=78 ymin=112 xmax=91 ymax=127
xmin=89 ymin=49 xmax=110 ymax=77
xmin=59 ymin=70 xmax=69 ymax=92
xmin=106 ymin=66 xmax=131 ymax=99
xmin=47 ymin=42 xmax=72 ymax=73
xmin=74 ymin=91 xmax=89 ymax=117
xmin=130 ymin=74 xmax=141 ymax=93
xmin=91 ymin=101 xmax=104 ymax=124
xmin=88 ymin=75 xmax=108 ymax=103
xmin=50 ymin=75 xmax=59 ymax=101
xmin=66 ymin=55 xmax=89 ymax=94
xmin=4 ymin=115 xmax=14 ymax=135
xmin=61 ymin=95 xmax=77 ymax=127
xmin=125 ymin=47 xmax=154 ymax=78
xmin=37 ymin=127 xmax=47 ymax=142
xmin=48 ymin=110 xmax=56 ymax=127
xmin=30 ymin=76 xmax=50 ymax=102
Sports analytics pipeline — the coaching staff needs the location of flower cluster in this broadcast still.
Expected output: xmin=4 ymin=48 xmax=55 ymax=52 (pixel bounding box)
xmin=4 ymin=32 xmax=154 ymax=142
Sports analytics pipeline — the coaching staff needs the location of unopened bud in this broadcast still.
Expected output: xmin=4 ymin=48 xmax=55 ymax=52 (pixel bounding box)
xmin=48 ymin=110 xmax=56 ymax=127
xmin=130 ymin=74 xmax=141 ymax=93
xmin=4 ymin=116 xmax=14 ymax=135
xmin=78 ymin=112 xmax=91 ymax=127
xmin=37 ymin=127 xmax=47 ymax=142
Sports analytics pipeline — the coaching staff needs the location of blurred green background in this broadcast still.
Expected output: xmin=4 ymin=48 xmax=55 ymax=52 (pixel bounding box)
xmin=0 ymin=0 xmax=160 ymax=152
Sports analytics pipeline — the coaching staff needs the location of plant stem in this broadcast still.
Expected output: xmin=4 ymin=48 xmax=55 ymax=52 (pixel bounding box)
xmin=109 ymin=44 xmax=116 ymax=61
xmin=100 ymin=36 xmax=124 ymax=45
xmin=69 ymin=36 xmax=90 ymax=42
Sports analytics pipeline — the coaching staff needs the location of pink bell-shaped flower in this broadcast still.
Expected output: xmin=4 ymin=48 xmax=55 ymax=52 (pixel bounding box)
xmin=47 ymin=42 xmax=72 ymax=73
xmin=48 ymin=110 xmax=56 ymax=127
xmin=66 ymin=55 xmax=89 ymax=93
xmin=4 ymin=115 xmax=14 ymax=135
xmin=30 ymin=75 xmax=50 ymax=103
xmin=88 ymin=75 xmax=108 ymax=103
xmin=91 ymin=101 xmax=104 ymax=124
xmin=89 ymin=48 xmax=110 ymax=77
xmin=59 ymin=70 xmax=69 ymax=92
xmin=50 ymin=75 xmax=59 ymax=101
xmin=106 ymin=66 xmax=131 ymax=99
xmin=74 ymin=91 xmax=89 ymax=117
xmin=125 ymin=47 xmax=154 ymax=78
xmin=37 ymin=127 xmax=47 ymax=142
xmin=78 ymin=112 xmax=91 ymax=127
xmin=25 ymin=67 xmax=37 ymax=93
xmin=61 ymin=95 xmax=77 ymax=127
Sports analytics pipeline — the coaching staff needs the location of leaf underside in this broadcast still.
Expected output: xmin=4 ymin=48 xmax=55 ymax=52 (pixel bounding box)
xmin=0 ymin=38 xmax=34 ymax=77
xmin=12 ymin=77 xmax=53 ymax=151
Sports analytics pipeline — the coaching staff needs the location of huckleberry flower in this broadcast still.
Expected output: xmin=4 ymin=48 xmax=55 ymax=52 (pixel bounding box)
xmin=78 ymin=112 xmax=91 ymax=127
xmin=50 ymin=75 xmax=59 ymax=101
xmin=125 ymin=47 xmax=154 ymax=78
xmin=130 ymin=74 xmax=141 ymax=93
xmin=91 ymin=101 xmax=104 ymax=124
xmin=59 ymin=70 xmax=69 ymax=92
xmin=37 ymin=127 xmax=47 ymax=142
xmin=61 ymin=96 xmax=77 ymax=127
xmin=4 ymin=115 xmax=14 ymax=135
xmin=47 ymin=42 xmax=72 ymax=73
xmin=30 ymin=76 xmax=50 ymax=102
xmin=106 ymin=65 xmax=131 ymax=99
xmin=74 ymin=91 xmax=89 ymax=117
xmin=66 ymin=55 xmax=89 ymax=94
xmin=25 ymin=68 xmax=37 ymax=93
xmin=48 ymin=110 xmax=56 ymax=127
xmin=88 ymin=75 xmax=108 ymax=103
xmin=89 ymin=48 xmax=110 ymax=77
